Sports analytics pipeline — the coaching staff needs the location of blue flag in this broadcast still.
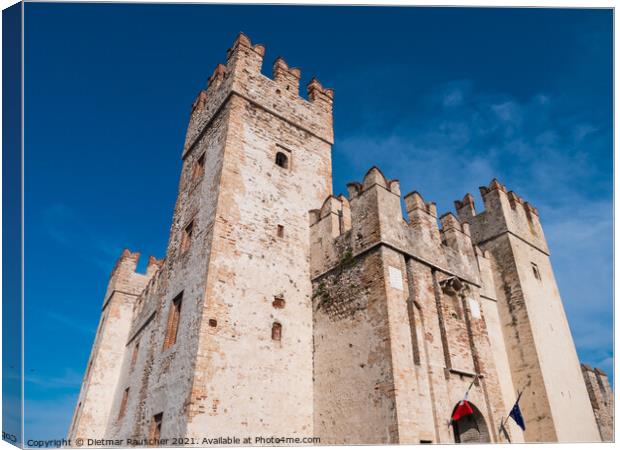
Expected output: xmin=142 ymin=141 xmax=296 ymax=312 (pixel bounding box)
xmin=509 ymin=393 xmax=526 ymax=431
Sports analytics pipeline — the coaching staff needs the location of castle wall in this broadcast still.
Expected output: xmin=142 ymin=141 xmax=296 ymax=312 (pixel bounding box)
xmin=312 ymin=246 xmax=399 ymax=444
xmin=581 ymin=365 xmax=614 ymax=441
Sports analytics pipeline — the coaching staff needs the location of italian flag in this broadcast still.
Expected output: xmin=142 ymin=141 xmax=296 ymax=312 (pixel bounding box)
xmin=451 ymin=393 xmax=474 ymax=422
xmin=451 ymin=377 xmax=477 ymax=422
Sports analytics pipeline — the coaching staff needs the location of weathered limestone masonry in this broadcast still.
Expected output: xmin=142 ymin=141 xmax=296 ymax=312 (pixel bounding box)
xmin=455 ymin=181 xmax=603 ymax=442
xmin=310 ymin=171 xmax=513 ymax=444
xmin=68 ymin=251 xmax=161 ymax=441
xmin=69 ymin=33 xmax=611 ymax=445
xmin=581 ymin=364 xmax=614 ymax=441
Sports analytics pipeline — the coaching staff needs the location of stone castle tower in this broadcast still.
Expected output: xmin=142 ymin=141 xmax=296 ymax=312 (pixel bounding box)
xmin=68 ymin=33 xmax=612 ymax=445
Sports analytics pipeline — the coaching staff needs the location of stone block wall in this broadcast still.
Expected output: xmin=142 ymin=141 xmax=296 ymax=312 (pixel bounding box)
xmin=581 ymin=364 xmax=614 ymax=442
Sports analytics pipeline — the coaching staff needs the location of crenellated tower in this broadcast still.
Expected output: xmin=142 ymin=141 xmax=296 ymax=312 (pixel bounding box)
xmin=177 ymin=31 xmax=334 ymax=440
xmin=454 ymin=180 xmax=600 ymax=442
xmin=68 ymin=250 xmax=162 ymax=440
xmin=70 ymin=32 xmax=334 ymax=443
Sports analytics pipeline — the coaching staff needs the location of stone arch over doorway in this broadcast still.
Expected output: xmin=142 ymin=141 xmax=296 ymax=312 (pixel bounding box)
xmin=452 ymin=402 xmax=491 ymax=443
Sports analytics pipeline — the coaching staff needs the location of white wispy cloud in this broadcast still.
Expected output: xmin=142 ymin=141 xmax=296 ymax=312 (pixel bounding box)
xmin=25 ymin=368 xmax=83 ymax=390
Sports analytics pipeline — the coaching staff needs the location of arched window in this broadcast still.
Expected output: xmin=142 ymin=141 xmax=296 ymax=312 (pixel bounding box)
xmin=275 ymin=152 xmax=289 ymax=169
xmin=271 ymin=322 xmax=282 ymax=341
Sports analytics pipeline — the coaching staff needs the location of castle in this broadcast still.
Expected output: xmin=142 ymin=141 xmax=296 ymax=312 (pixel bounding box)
xmin=68 ymin=33 xmax=613 ymax=445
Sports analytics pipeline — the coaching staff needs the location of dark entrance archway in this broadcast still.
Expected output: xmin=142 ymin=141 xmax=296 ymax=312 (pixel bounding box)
xmin=452 ymin=402 xmax=491 ymax=443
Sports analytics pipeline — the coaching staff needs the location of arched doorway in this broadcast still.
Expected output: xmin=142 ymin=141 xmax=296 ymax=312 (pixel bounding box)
xmin=452 ymin=402 xmax=491 ymax=443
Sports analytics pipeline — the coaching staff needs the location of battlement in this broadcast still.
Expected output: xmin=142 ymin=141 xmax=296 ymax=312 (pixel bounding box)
xmin=454 ymin=179 xmax=548 ymax=253
xmin=310 ymin=166 xmax=482 ymax=284
xmin=346 ymin=166 xmax=400 ymax=199
xmin=456 ymin=179 xmax=539 ymax=220
xmin=103 ymin=249 xmax=163 ymax=306
xmin=439 ymin=212 xmax=471 ymax=237
xmin=404 ymin=191 xmax=437 ymax=218
xmin=273 ymin=57 xmax=301 ymax=95
xmin=183 ymin=32 xmax=334 ymax=157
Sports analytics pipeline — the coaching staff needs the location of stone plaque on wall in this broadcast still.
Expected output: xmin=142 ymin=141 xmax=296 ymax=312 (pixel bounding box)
xmin=388 ymin=266 xmax=403 ymax=291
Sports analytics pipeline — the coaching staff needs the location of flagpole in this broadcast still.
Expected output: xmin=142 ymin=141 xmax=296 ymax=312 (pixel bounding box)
xmin=499 ymin=417 xmax=511 ymax=443
xmin=498 ymin=383 xmax=530 ymax=442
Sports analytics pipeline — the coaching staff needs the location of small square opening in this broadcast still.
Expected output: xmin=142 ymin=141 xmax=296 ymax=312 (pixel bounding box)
xmin=275 ymin=151 xmax=289 ymax=169
xmin=272 ymin=297 xmax=286 ymax=309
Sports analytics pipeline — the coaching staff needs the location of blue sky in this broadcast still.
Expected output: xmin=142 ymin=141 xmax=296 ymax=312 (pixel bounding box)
xmin=21 ymin=4 xmax=612 ymax=440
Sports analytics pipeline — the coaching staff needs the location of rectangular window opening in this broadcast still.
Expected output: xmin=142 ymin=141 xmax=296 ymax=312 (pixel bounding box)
xmin=181 ymin=220 xmax=194 ymax=254
xmin=150 ymin=412 xmax=163 ymax=441
xmin=130 ymin=342 xmax=140 ymax=371
xmin=277 ymin=224 xmax=284 ymax=238
xmin=271 ymin=322 xmax=282 ymax=341
xmin=118 ymin=388 xmax=129 ymax=420
xmin=163 ymin=293 xmax=183 ymax=350
xmin=191 ymin=153 xmax=206 ymax=183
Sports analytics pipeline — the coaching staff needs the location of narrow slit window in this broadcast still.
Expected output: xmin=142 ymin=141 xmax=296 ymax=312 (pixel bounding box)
xmin=163 ymin=293 xmax=183 ymax=350
xmin=181 ymin=220 xmax=194 ymax=254
xmin=450 ymin=295 xmax=462 ymax=320
xmin=150 ymin=412 xmax=163 ymax=441
xmin=271 ymin=322 xmax=282 ymax=341
xmin=275 ymin=151 xmax=289 ymax=169
xmin=130 ymin=342 xmax=139 ymax=371
xmin=277 ymin=224 xmax=284 ymax=238
xmin=532 ymin=262 xmax=541 ymax=281
xmin=118 ymin=387 xmax=129 ymax=420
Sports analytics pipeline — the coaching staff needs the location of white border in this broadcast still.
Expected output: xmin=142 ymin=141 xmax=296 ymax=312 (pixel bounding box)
xmin=0 ymin=2 xmax=616 ymax=450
